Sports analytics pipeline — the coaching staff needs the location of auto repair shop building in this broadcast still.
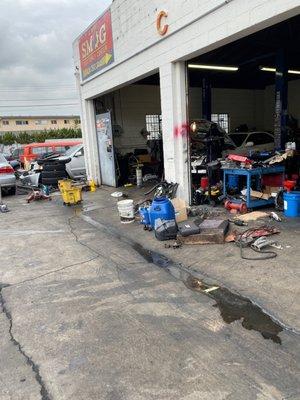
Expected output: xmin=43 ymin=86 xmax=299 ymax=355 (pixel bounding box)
xmin=73 ymin=0 xmax=300 ymax=203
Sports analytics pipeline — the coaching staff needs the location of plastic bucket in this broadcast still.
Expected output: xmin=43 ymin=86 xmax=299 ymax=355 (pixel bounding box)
xmin=149 ymin=197 xmax=175 ymax=228
xmin=283 ymin=191 xmax=300 ymax=217
xmin=117 ymin=199 xmax=135 ymax=223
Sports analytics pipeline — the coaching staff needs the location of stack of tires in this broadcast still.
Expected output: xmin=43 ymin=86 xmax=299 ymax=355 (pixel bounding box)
xmin=41 ymin=160 xmax=68 ymax=186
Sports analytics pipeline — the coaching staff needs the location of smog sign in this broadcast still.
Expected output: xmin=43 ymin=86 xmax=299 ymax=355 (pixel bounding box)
xmin=79 ymin=9 xmax=114 ymax=81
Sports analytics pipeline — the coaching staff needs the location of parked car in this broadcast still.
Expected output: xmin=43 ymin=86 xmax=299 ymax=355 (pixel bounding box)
xmin=223 ymin=131 xmax=274 ymax=156
xmin=57 ymin=144 xmax=86 ymax=180
xmin=20 ymin=140 xmax=82 ymax=167
xmin=0 ymin=153 xmax=16 ymax=195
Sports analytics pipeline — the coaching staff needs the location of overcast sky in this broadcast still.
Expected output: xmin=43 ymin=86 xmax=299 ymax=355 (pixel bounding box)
xmin=0 ymin=0 xmax=111 ymax=117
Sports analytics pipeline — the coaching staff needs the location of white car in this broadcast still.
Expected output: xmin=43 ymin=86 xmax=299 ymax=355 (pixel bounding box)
xmin=0 ymin=153 xmax=16 ymax=195
xmin=223 ymin=131 xmax=275 ymax=156
xmin=57 ymin=144 xmax=86 ymax=179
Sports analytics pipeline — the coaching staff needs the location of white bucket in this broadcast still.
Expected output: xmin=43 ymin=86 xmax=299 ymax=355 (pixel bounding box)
xmin=117 ymin=199 xmax=135 ymax=223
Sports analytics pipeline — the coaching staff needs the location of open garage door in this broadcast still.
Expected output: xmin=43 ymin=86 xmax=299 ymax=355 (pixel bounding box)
xmin=94 ymin=72 xmax=163 ymax=188
xmin=187 ymin=13 xmax=300 ymax=206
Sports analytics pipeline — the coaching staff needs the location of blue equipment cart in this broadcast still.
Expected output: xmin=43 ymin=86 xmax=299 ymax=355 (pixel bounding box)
xmin=223 ymin=166 xmax=285 ymax=209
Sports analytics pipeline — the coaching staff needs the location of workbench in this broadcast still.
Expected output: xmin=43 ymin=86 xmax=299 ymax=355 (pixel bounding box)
xmin=223 ymin=166 xmax=285 ymax=209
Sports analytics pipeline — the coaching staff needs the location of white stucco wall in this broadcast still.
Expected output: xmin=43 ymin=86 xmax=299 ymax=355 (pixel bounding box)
xmin=113 ymin=85 xmax=161 ymax=153
xmin=189 ymin=87 xmax=265 ymax=131
xmin=73 ymin=0 xmax=300 ymax=199
xmin=74 ymin=0 xmax=300 ymax=99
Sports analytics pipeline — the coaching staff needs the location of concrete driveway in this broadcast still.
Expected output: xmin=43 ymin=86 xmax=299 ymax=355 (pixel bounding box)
xmin=0 ymin=194 xmax=299 ymax=400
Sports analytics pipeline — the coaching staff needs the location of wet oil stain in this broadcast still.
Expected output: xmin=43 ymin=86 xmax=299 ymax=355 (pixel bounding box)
xmin=132 ymin=244 xmax=284 ymax=344
xmin=80 ymin=215 xmax=286 ymax=345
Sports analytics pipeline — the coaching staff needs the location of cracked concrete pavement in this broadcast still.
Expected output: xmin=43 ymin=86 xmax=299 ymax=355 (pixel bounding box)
xmin=0 ymin=193 xmax=299 ymax=399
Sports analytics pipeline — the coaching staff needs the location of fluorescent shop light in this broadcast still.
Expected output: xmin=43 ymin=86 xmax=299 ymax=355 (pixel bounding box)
xmin=260 ymin=66 xmax=300 ymax=75
xmin=188 ymin=64 xmax=239 ymax=71
xmin=288 ymin=69 xmax=300 ymax=75
xmin=260 ymin=67 xmax=276 ymax=72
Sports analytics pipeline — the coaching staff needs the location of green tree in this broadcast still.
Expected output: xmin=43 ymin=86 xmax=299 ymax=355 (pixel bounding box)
xmin=1 ymin=132 xmax=16 ymax=145
xmin=17 ymin=132 xmax=33 ymax=144
xmin=7 ymin=128 xmax=82 ymax=144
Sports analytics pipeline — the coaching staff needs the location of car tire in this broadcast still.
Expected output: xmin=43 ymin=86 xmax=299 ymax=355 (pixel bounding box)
xmin=41 ymin=171 xmax=67 ymax=179
xmin=41 ymin=177 xmax=60 ymax=186
xmin=9 ymin=186 xmax=16 ymax=196
xmin=43 ymin=163 xmax=66 ymax=172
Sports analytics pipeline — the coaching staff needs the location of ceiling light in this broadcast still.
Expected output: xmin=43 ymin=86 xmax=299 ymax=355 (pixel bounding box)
xmin=260 ymin=67 xmax=276 ymax=72
xmin=288 ymin=69 xmax=300 ymax=75
xmin=188 ymin=64 xmax=239 ymax=72
xmin=260 ymin=66 xmax=300 ymax=75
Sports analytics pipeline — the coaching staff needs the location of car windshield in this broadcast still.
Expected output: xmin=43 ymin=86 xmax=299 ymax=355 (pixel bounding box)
xmin=248 ymin=132 xmax=274 ymax=145
xmin=229 ymin=134 xmax=248 ymax=147
xmin=64 ymin=144 xmax=82 ymax=156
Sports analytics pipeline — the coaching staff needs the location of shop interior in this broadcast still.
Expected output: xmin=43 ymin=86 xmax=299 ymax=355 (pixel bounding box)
xmin=187 ymin=13 xmax=300 ymax=208
xmin=94 ymin=73 xmax=163 ymax=187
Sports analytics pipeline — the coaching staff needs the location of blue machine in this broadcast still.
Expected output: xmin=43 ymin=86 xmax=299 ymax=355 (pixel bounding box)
xmin=139 ymin=207 xmax=151 ymax=228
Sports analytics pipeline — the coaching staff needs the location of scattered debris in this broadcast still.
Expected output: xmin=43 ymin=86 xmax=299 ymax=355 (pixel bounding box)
xmin=235 ymin=226 xmax=279 ymax=260
xmin=241 ymin=189 xmax=271 ymax=200
xmin=236 ymin=211 xmax=269 ymax=222
xmin=111 ymin=191 xmax=123 ymax=198
xmin=228 ymin=219 xmax=248 ymax=227
xmin=143 ymin=174 xmax=159 ymax=183
xmin=19 ymin=171 xmax=41 ymax=187
xmin=171 ymin=198 xmax=188 ymax=223
xmin=178 ymin=219 xmax=229 ymax=245
xmin=203 ymin=286 xmax=219 ymax=293
xmin=155 ymin=218 xmax=177 ymax=241
xmin=251 ymin=237 xmax=280 ymax=251
xmin=177 ymin=220 xmax=201 ymax=236
xmin=269 ymin=211 xmax=282 ymax=222
xmin=144 ymin=181 xmax=178 ymax=199
xmin=164 ymin=241 xmax=182 ymax=249
xmin=224 ymin=199 xmax=247 ymax=214
xmin=27 ymin=190 xmax=52 ymax=203
xmin=0 ymin=204 xmax=9 ymax=213
xmin=264 ymin=149 xmax=294 ymax=165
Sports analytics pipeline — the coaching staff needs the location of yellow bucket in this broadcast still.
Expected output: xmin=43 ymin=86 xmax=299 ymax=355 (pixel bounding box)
xmin=58 ymin=179 xmax=82 ymax=205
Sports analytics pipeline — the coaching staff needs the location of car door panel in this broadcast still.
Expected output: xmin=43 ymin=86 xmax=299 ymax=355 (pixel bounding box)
xmin=66 ymin=148 xmax=85 ymax=179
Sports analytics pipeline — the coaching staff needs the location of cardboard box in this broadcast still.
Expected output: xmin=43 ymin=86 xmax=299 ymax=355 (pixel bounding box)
xmin=138 ymin=154 xmax=151 ymax=163
xmin=249 ymin=190 xmax=271 ymax=200
xmin=263 ymin=186 xmax=281 ymax=195
xmin=171 ymin=198 xmax=188 ymax=223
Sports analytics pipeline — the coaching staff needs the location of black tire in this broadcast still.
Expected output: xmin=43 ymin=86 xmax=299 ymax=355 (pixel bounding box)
xmin=41 ymin=177 xmax=60 ymax=186
xmin=41 ymin=171 xmax=67 ymax=179
xmin=9 ymin=186 xmax=16 ymax=195
xmin=43 ymin=163 xmax=66 ymax=172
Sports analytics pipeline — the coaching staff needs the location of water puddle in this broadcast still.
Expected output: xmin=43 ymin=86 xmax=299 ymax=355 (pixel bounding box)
xmin=80 ymin=214 xmax=286 ymax=344
xmin=133 ymin=245 xmax=284 ymax=344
